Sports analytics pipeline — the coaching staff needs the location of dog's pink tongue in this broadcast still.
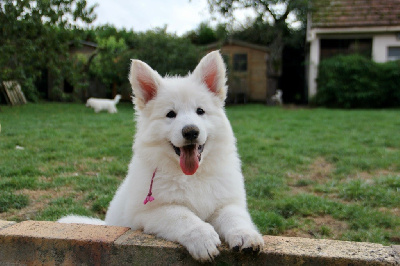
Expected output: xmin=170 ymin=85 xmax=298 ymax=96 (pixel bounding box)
xmin=180 ymin=145 xmax=199 ymax=175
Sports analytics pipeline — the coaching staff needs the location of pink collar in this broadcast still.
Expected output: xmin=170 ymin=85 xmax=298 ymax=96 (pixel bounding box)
xmin=143 ymin=169 xmax=157 ymax=205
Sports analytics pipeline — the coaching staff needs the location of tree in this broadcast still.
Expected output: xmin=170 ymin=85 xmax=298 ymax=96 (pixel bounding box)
xmin=132 ymin=28 xmax=201 ymax=76
xmin=0 ymin=0 xmax=97 ymax=101
xmin=89 ymin=35 xmax=128 ymax=95
xmin=207 ymin=0 xmax=309 ymax=96
xmin=185 ymin=22 xmax=229 ymax=45
xmin=86 ymin=27 xmax=201 ymax=99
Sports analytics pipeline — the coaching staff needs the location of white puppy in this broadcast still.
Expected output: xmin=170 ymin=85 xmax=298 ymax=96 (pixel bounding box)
xmin=271 ymin=89 xmax=283 ymax=105
xmin=60 ymin=51 xmax=264 ymax=261
xmin=86 ymin=94 xmax=121 ymax=113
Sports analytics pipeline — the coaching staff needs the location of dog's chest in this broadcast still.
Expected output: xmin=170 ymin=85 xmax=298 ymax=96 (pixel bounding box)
xmin=154 ymin=175 xmax=230 ymax=220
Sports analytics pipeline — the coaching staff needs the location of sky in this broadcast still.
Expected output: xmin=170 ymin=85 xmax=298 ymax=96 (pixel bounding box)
xmin=85 ymin=0 xmax=258 ymax=35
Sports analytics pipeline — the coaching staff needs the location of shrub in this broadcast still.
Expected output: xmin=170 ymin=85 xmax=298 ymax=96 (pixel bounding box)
xmin=315 ymin=55 xmax=400 ymax=108
xmin=130 ymin=28 xmax=201 ymax=76
xmin=88 ymin=28 xmax=201 ymax=98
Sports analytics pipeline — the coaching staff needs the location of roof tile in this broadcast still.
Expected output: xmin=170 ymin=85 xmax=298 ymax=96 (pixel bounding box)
xmin=311 ymin=0 xmax=400 ymax=28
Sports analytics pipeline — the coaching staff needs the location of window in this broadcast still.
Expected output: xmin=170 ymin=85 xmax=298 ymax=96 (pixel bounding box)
xmin=320 ymin=38 xmax=372 ymax=60
xmin=388 ymin=47 xmax=400 ymax=61
xmin=233 ymin=54 xmax=247 ymax=72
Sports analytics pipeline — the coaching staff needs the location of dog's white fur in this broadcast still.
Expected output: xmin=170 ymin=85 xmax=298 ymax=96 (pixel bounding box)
xmin=86 ymin=94 xmax=121 ymax=113
xmin=271 ymin=89 xmax=283 ymax=105
xmin=59 ymin=51 xmax=264 ymax=261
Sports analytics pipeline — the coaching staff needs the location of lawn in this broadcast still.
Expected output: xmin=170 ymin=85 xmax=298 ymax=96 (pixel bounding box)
xmin=0 ymin=103 xmax=399 ymax=245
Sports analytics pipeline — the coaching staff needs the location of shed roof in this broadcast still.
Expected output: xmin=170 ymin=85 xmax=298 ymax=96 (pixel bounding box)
xmin=206 ymin=39 xmax=269 ymax=53
xmin=311 ymin=0 xmax=400 ymax=29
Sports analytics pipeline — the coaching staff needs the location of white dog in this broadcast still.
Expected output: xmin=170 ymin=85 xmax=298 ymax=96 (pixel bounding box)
xmin=59 ymin=51 xmax=264 ymax=261
xmin=271 ymin=89 xmax=283 ymax=105
xmin=86 ymin=94 xmax=121 ymax=113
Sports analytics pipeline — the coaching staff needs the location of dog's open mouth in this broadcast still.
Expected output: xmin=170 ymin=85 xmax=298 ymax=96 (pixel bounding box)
xmin=172 ymin=143 xmax=205 ymax=175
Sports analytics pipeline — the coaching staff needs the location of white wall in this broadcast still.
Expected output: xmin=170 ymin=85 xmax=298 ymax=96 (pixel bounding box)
xmin=308 ymin=38 xmax=320 ymax=98
xmin=372 ymin=34 xmax=400 ymax=63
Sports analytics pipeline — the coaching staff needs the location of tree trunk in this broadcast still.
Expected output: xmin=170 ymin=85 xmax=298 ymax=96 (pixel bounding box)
xmin=266 ymin=25 xmax=284 ymax=104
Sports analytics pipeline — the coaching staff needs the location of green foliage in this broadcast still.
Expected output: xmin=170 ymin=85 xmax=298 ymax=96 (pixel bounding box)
xmin=185 ymin=22 xmax=217 ymax=45
xmin=86 ymin=27 xmax=201 ymax=96
xmin=316 ymin=55 xmax=400 ymax=108
xmin=185 ymin=22 xmax=228 ymax=45
xmin=0 ymin=0 xmax=96 ymax=101
xmin=89 ymin=35 xmax=128 ymax=89
xmin=232 ymin=16 xmax=277 ymax=46
xmin=130 ymin=28 xmax=201 ymax=76
xmin=208 ymin=0 xmax=309 ymax=25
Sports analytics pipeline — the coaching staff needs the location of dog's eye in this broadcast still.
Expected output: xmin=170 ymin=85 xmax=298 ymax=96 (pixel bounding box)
xmin=196 ymin=108 xmax=205 ymax=116
xmin=166 ymin=110 xmax=177 ymax=118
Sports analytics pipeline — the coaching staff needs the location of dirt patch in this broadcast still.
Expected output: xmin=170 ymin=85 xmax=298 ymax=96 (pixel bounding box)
xmin=379 ymin=207 xmax=400 ymax=217
xmin=0 ymin=187 xmax=84 ymax=221
xmin=313 ymin=215 xmax=348 ymax=237
xmin=308 ymin=157 xmax=335 ymax=181
xmin=385 ymin=147 xmax=398 ymax=152
xmin=283 ymin=228 xmax=313 ymax=238
xmin=288 ymin=157 xmax=334 ymax=182
xmin=282 ymin=215 xmax=348 ymax=240
xmin=287 ymin=157 xmax=335 ymax=194
xmin=352 ymin=169 xmax=400 ymax=180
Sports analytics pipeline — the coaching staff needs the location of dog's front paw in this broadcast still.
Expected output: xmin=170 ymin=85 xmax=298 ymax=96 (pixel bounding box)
xmin=181 ymin=223 xmax=221 ymax=262
xmin=226 ymin=228 xmax=264 ymax=253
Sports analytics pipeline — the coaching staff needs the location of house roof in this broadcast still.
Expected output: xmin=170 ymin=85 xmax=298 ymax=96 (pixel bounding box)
xmin=205 ymin=39 xmax=270 ymax=53
xmin=311 ymin=0 xmax=400 ymax=29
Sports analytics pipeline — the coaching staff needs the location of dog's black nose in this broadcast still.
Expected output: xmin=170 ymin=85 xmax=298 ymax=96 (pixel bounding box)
xmin=182 ymin=125 xmax=199 ymax=141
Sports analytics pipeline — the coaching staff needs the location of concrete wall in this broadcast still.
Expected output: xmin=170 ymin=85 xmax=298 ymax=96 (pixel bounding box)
xmin=1 ymin=220 xmax=399 ymax=265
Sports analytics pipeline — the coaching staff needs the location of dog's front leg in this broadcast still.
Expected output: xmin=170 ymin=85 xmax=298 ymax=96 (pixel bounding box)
xmin=209 ymin=204 xmax=264 ymax=252
xmin=136 ymin=205 xmax=221 ymax=261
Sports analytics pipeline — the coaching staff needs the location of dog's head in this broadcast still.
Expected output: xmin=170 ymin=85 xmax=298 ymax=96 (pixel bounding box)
xmin=129 ymin=51 xmax=228 ymax=175
xmin=86 ymin=98 xmax=94 ymax=107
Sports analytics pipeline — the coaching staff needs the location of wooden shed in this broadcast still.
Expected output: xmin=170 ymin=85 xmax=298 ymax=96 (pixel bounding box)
xmin=205 ymin=39 xmax=270 ymax=103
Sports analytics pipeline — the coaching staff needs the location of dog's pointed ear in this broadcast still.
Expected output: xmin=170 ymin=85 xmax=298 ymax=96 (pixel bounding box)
xmin=192 ymin=51 xmax=227 ymax=101
xmin=129 ymin=59 xmax=162 ymax=109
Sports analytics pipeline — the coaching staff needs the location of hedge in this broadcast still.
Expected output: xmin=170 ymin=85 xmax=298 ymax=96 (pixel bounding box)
xmin=315 ymin=55 xmax=400 ymax=108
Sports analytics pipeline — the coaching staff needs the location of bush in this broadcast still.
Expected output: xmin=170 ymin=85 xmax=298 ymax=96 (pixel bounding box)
xmin=130 ymin=28 xmax=201 ymax=76
xmin=88 ymin=28 xmax=201 ymax=97
xmin=315 ymin=55 xmax=400 ymax=108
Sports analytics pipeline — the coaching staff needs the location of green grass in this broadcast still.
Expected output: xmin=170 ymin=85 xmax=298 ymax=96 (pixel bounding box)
xmin=1 ymin=103 xmax=399 ymax=245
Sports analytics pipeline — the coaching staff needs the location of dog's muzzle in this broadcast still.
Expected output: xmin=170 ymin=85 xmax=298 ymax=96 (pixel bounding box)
xmin=173 ymin=144 xmax=204 ymax=157
xmin=171 ymin=124 xmax=205 ymax=175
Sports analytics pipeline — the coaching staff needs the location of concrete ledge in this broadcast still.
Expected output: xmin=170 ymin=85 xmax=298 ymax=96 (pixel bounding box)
xmin=0 ymin=220 xmax=399 ymax=265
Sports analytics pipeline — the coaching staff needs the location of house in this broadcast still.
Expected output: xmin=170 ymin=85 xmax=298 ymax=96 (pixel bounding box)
xmin=205 ymin=39 xmax=270 ymax=103
xmin=306 ymin=0 xmax=400 ymax=99
xmin=44 ymin=41 xmax=105 ymax=101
